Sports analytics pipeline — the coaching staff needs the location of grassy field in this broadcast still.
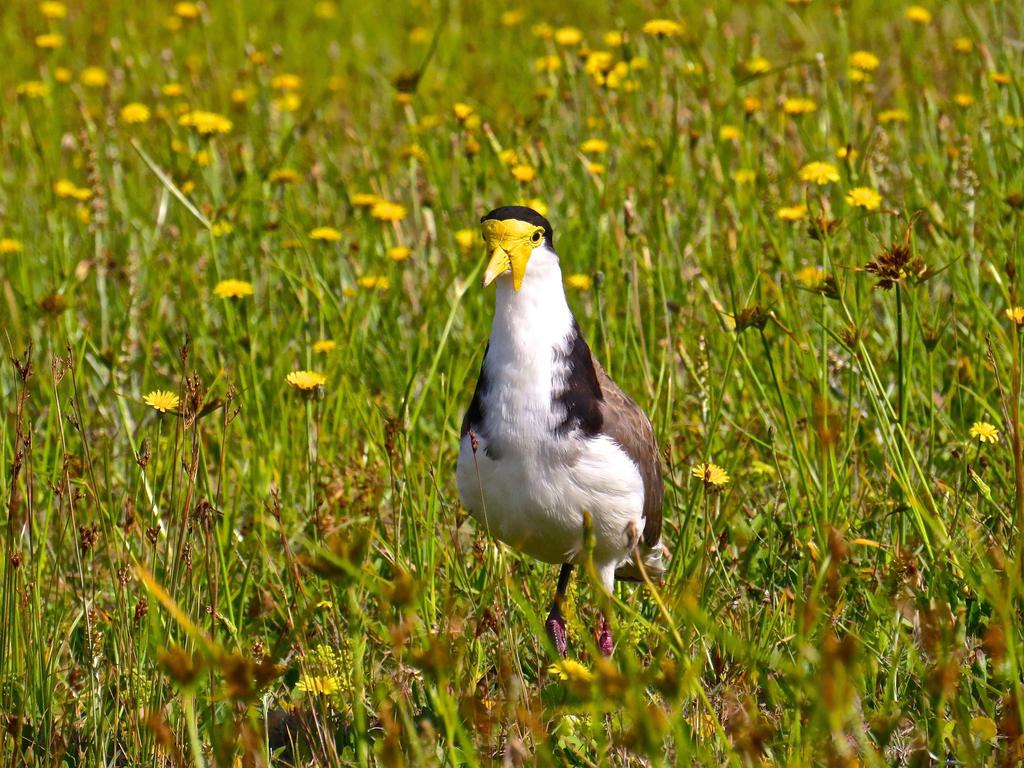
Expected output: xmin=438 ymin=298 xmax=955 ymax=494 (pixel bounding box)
xmin=2 ymin=0 xmax=1024 ymax=764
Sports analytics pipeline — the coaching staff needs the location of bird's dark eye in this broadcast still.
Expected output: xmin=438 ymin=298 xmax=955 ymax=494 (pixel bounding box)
xmin=531 ymin=231 xmax=542 ymax=244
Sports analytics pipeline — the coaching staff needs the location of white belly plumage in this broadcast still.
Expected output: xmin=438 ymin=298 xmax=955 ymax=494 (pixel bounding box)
xmin=456 ymin=429 xmax=646 ymax=577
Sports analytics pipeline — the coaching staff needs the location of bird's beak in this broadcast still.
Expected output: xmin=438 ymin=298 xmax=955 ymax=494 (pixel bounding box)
xmin=482 ymin=245 xmax=512 ymax=288
xmin=480 ymin=219 xmax=541 ymax=292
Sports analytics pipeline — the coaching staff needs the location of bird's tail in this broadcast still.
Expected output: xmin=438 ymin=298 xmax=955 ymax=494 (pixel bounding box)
xmin=615 ymin=541 xmax=669 ymax=584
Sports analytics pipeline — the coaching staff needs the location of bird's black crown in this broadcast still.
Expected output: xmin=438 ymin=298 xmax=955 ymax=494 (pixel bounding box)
xmin=481 ymin=205 xmax=554 ymax=249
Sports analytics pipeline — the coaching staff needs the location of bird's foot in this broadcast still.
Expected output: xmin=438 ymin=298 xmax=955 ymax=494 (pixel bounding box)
xmin=545 ymin=609 xmax=568 ymax=658
xmin=596 ymin=615 xmax=613 ymax=657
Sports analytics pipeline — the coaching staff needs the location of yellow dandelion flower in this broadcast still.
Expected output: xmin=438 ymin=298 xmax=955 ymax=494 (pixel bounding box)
xmin=580 ymin=138 xmax=608 ymax=155
xmin=954 ymin=93 xmax=974 ymax=108
xmin=836 ymin=146 xmax=859 ymax=161
xmin=511 ymin=164 xmax=536 ymax=183
xmin=230 ymin=86 xmax=254 ymax=105
xmin=531 ymin=22 xmax=553 ymax=39
xmin=80 ymin=67 xmax=109 ymax=88
xmin=295 ymin=674 xmax=341 ymax=696
xmin=213 ymin=279 xmax=254 ymax=299
xmin=387 ymin=246 xmax=412 ymax=262
xmin=418 ymin=114 xmax=442 ymax=130
xmin=522 ymin=198 xmax=549 ymax=216
xmin=351 ymin=193 xmax=379 ymax=207
xmin=210 ymin=221 xmax=233 ymax=237
xmin=269 ymin=168 xmax=301 ymax=184
xmin=1005 ymin=307 xmax=1024 ymax=326
xmin=878 ymin=109 xmax=909 ymax=124
xmin=566 ymin=274 xmax=592 ymax=290
xmin=54 ymin=179 xmax=92 ymax=201
xmin=312 ymin=339 xmax=336 ymax=353
xmin=629 ymin=56 xmax=649 ymax=71
xmin=548 ymin=660 xmax=594 ymax=683
xmin=535 ymin=54 xmax=562 ymax=73
xmin=286 ymin=370 xmax=327 ymax=390
xmin=732 ymin=169 xmax=756 ymax=185
xmin=904 ymin=5 xmax=932 ymax=24
xmin=799 ymin=161 xmax=840 ymax=185
xmin=453 ymin=102 xmax=474 ymax=122
xmin=0 ymin=238 xmax=24 ymax=253
xmin=743 ymin=96 xmax=762 ymax=113
xmin=584 ymin=50 xmax=615 ymax=77
xmin=969 ymin=422 xmax=999 ymax=444
xmin=120 ymin=102 xmax=151 ymax=124
xmin=160 ymin=82 xmax=184 ymax=97
xmin=554 ymin=26 xmax=582 ymax=46
xmin=783 ymin=97 xmax=817 ymax=115
xmin=54 ymin=67 xmax=72 ymax=83
xmin=953 ymin=37 xmax=973 ymax=54
xmin=845 ymin=186 xmax=882 ymax=210
xmin=500 ymin=9 xmax=524 ymax=26
xmin=991 ymin=72 xmax=1011 ymax=86
xmin=39 ymin=1 xmax=67 ymax=19
xmin=314 ymin=1 xmax=337 ymax=19
xmin=19 ymin=80 xmax=51 ymax=97
xmin=309 ymin=226 xmax=342 ymax=241
xmin=777 ymin=204 xmax=809 ymax=222
xmin=849 ymin=51 xmax=880 ymax=71
xmin=691 ymin=462 xmax=730 ymax=488
xmin=35 ymin=33 xmax=64 ymax=49
xmin=719 ymin=125 xmax=741 ymax=142
xmin=358 ymin=275 xmax=390 ymax=290
xmin=174 ymin=2 xmax=200 ymax=19
xmin=144 ymin=390 xmax=181 ymax=413
xmin=745 ymin=56 xmax=771 ymax=74
xmin=796 ymin=266 xmax=827 ymax=288
xmin=270 ymin=73 xmax=302 ymax=91
xmin=642 ymin=18 xmax=684 ymax=38
xmin=273 ymin=93 xmax=301 ymax=113
xmin=178 ymin=110 xmax=233 ymax=135
xmin=454 ymin=228 xmax=476 ymax=251
xmin=606 ymin=65 xmax=628 ymax=90
xmin=604 ymin=30 xmax=623 ymax=47
xmin=585 ymin=162 xmax=605 ymax=175
xmin=498 ymin=149 xmax=518 ymax=167
xmin=370 ymin=201 xmax=408 ymax=222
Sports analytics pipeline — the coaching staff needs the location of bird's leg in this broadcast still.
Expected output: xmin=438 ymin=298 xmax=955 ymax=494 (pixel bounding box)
xmin=545 ymin=563 xmax=573 ymax=658
xmin=596 ymin=613 xmax=613 ymax=657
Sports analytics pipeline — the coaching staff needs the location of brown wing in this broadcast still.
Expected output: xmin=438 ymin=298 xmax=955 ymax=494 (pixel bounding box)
xmin=592 ymin=356 xmax=663 ymax=547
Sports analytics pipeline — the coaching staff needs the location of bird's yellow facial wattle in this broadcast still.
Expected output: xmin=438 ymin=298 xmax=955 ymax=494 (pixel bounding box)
xmin=481 ymin=219 xmax=545 ymax=291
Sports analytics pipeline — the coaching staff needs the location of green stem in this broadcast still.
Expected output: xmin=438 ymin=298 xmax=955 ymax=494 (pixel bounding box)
xmin=183 ymin=693 xmax=206 ymax=768
xmin=927 ymin=351 xmax=935 ymax=471
xmin=896 ymin=283 xmax=905 ymax=426
xmin=304 ymin=398 xmax=317 ymax=537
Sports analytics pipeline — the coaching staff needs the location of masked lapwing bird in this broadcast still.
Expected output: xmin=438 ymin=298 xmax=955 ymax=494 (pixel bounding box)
xmin=457 ymin=205 xmax=665 ymax=657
